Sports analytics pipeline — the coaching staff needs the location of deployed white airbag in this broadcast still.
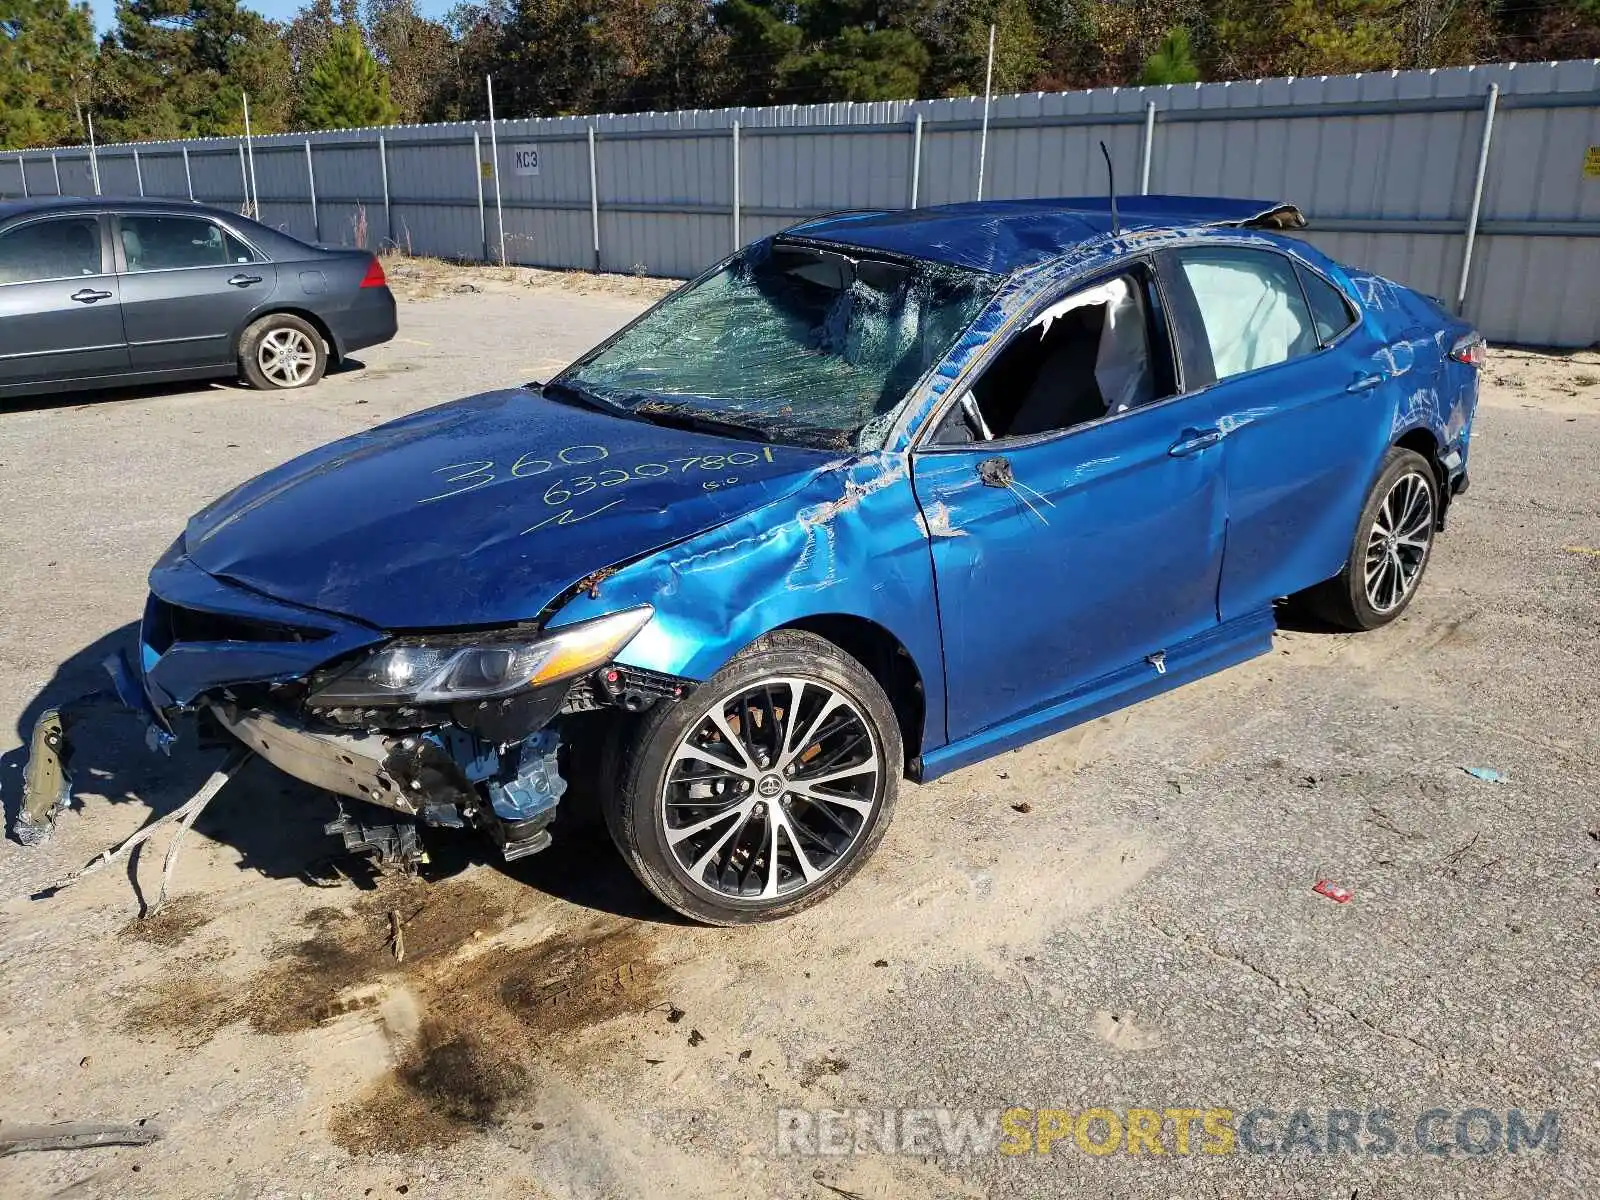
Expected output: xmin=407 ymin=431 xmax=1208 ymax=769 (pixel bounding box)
xmin=1182 ymin=258 xmax=1314 ymax=379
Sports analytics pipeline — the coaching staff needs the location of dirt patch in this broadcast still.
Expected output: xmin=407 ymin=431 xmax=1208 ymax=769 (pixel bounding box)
xmin=330 ymin=918 xmax=663 ymax=1154
xmin=122 ymin=874 xmax=519 ymax=1044
xmin=245 ymin=874 xmax=519 ymax=1035
xmin=330 ymin=1020 xmax=534 ymax=1154
xmin=797 ymin=1054 xmax=849 ymax=1087
xmin=120 ymin=894 xmax=215 ymax=947
xmin=122 ymin=941 xmax=247 ymax=1050
xmin=122 ymin=869 xmax=667 ymax=1154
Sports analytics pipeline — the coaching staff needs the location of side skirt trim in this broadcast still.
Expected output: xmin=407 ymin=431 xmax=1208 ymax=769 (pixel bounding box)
xmin=915 ymin=606 xmax=1276 ymax=783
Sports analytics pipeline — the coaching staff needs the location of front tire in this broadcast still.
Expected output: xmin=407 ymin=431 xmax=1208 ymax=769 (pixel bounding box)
xmin=1303 ymin=446 xmax=1439 ymax=631
xmin=238 ymin=314 xmax=328 ymax=391
xmin=603 ymin=630 xmax=902 ymax=925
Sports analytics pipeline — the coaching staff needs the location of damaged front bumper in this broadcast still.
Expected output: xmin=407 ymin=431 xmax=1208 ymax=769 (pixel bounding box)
xmin=122 ymin=547 xmax=685 ymax=865
xmin=209 ymin=703 xmax=565 ymax=860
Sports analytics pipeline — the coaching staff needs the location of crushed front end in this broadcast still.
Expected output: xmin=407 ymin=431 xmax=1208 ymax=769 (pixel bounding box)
xmin=132 ymin=542 xmax=682 ymax=866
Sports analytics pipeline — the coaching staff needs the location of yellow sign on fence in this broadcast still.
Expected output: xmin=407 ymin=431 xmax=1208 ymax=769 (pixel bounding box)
xmin=1585 ymin=146 xmax=1600 ymax=178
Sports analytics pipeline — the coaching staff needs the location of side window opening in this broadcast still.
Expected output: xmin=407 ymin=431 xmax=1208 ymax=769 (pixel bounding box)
xmin=0 ymin=217 xmax=101 ymax=285
xmin=937 ymin=266 xmax=1174 ymax=443
xmin=119 ymin=215 xmax=250 ymax=272
xmin=1173 ymin=247 xmax=1319 ymax=380
xmin=1296 ymin=262 xmax=1358 ymax=345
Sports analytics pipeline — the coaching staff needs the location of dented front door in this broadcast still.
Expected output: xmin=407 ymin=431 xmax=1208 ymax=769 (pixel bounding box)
xmin=911 ymin=404 xmax=1228 ymax=746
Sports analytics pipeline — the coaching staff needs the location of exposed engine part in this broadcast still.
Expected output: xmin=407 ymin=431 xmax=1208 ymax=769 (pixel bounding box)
xmin=484 ymin=729 xmax=565 ymax=861
xmin=212 ymin=700 xmax=572 ymax=865
xmin=325 ymin=802 xmax=426 ymax=870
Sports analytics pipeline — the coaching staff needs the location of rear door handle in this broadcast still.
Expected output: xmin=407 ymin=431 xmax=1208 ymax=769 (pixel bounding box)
xmin=70 ymin=288 xmax=113 ymax=304
xmin=1347 ymin=373 xmax=1386 ymax=393
xmin=228 ymin=274 xmax=263 ymax=287
xmin=1168 ymin=427 xmax=1225 ymax=457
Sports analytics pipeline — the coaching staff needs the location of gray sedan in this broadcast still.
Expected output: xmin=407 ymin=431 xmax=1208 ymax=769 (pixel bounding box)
xmin=0 ymin=197 xmax=397 ymax=399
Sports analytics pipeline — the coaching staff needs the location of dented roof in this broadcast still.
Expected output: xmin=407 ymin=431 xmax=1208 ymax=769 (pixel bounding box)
xmin=783 ymin=196 xmax=1307 ymax=275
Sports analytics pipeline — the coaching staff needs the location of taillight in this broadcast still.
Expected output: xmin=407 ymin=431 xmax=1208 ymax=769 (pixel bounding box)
xmin=1450 ymin=332 xmax=1486 ymax=368
xmin=359 ymin=257 xmax=387 ymax=289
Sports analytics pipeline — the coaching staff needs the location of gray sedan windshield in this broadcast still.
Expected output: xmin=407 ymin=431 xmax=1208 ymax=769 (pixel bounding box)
xmin=561 ymin=240 xmax=999 ymax=449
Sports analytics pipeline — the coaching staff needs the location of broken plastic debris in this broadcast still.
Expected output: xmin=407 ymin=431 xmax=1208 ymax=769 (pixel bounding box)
xmin=1312 ymin=879 xmax=1353 ymax=904
xmin=1462 ymin=766 xmax=1508 ymax=785
xmin=0 ymin=1122 xmax=160 ymax=1156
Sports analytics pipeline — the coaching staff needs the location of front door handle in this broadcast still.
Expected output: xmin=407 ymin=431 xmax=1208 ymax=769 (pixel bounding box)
xmin=1347 ymin=373 xmax=1386 ymax=393
xmin=1168 ymin=427 xmax=1225 ymax=457
xmin=70 ymin=288 xmax=113 ymax=304
xmin=228 ymin=273 xmax=263 ymax=287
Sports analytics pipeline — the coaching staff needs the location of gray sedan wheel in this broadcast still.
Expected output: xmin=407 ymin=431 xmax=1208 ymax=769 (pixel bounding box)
xmin=239 ymin=314 xmax=328 ymax=391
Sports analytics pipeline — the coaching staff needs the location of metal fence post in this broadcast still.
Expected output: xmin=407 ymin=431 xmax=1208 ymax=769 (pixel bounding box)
xmin=87 ymin=113 xmax=100 ymax=195
xmin=238 ymin=142 xmax=250 ymax=209
xmin=378 ymin=134 xmax=392 ymax=247
xmin=909 ymin=114 xmax=923 ymax=208
xmin=51 ymin=152 xmax=61 ymax=195
xmin=242 ymin=91 xmax=259 ymax=215
xmin=731 ymin=120 xmax=742 ymax=250
xmin=305 ymin=139 xmax=319 ymax=242
xmin=976 ymin=24 xmax=995 ymax=200
xmin=182 ymin=146 xmax=193 ymax=201
xmin=1456 ymin=82 xmax=1500 ymax=316
xmin=1139 ymin=101 xmax=1157 ymax=194
xmin=473 ymin=130 xmax=487 ymax=262
xmin=486 ymin=76 xmax=505 ymax=265
xmin=588 ymin=125 xmax=601 ymax=272
xmin=133 ymin=149 xmax=144 ymax=197
xmin=17 ymin=155 xmax=27 ymax=198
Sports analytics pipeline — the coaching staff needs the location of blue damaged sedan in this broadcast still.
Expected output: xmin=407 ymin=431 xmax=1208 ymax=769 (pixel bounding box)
xmin=127 ymin=196 xmax=1482 ymax=924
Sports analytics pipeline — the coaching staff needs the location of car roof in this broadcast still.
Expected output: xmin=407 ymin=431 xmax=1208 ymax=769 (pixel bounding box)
xmin=782 ymin=195 xmax=1305 ymax=275
xmin=0 ymin=195 xmax=224 ymax=221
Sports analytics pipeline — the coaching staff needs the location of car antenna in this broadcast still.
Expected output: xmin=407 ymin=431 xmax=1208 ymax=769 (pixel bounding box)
xmin=1099 ymin=140 xmax=1121 ymax=236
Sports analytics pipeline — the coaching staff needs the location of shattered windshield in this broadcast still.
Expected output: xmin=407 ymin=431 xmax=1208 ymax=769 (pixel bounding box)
xmin=559 ymin=239 xmax=1000 ymax=450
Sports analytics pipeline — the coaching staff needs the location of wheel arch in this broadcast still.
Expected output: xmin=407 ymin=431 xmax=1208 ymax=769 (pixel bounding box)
xmin=1392 ymin=424 xmax=1448 ymax=523
xmin=235 ymin=306 xmax=342 ymax=365
xmin=776 ymin=613 xmax=928 ymax=779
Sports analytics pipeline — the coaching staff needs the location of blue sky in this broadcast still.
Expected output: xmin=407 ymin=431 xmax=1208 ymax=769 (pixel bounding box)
xmin=89 ymin=0 xmax=457 ymax=35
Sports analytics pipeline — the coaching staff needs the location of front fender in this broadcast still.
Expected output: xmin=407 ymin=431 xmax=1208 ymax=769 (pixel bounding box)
xmin=548 ymin=452 xmax=949 ymax=753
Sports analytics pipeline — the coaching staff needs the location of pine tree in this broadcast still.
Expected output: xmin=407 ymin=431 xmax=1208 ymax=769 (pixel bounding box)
xmin=1139 ymin=26 xmax=1201 ymax=84
xmin=298 ymin=23 xmax=401 ymax=128
xmin=0 ymin=0 xmax=96 ymax=148
xmin=96 ymin=0 xmax=292 ymax=142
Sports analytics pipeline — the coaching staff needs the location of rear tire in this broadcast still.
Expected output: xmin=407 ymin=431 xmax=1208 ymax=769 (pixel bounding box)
xmin=1302 ymin=446 xmax=1438 ymax=631
xmin=603 ymin=630 xmax=902 ymax=926
xmin=238 ymin=314 xmax=328 ymax=391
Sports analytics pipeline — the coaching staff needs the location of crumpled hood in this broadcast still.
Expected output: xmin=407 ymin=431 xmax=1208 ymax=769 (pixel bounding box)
xmin=184 ymin=387 xmax=832 ymax=629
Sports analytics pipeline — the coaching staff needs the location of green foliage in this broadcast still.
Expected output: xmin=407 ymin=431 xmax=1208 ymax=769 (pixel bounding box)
xmin=5 ymin=0 xmax=1600 ymax=148
xmin=96 ymin=0 xmax=292 ymax=141
xmin=794 ymin=26 xmax=930 ymax=100
xmin=0 ymin=0 xmax=96 ymax=147
xmin=298 ymin=22 xmax=400 ymax=127
xmin=1140 ymin=26 xmax=1200 ymax=84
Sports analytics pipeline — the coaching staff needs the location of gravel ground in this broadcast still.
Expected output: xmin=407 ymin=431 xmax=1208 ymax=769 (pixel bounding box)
xmin=0 ymin=279 xmax=1596 ymax=1200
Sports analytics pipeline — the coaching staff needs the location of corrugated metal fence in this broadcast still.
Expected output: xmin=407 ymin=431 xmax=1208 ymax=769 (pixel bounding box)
xmin=5 ymin=60 xmax=1600 ymax=346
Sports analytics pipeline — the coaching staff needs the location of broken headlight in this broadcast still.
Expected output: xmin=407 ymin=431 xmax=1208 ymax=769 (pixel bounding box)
xmin=307 ymin=607 xmax=653 ymax=707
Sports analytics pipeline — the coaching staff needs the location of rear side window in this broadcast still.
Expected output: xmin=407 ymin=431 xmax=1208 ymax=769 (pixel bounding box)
xmin=0 ymin=217 xmax=102 ymax=284
xmin=1173 ymin=248 xmax=1319 ymax=380
xmin=119 ymin=215 xmax=258 ymax=272
xmin=1296 ymin=263 xmax=1358 ymax=344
